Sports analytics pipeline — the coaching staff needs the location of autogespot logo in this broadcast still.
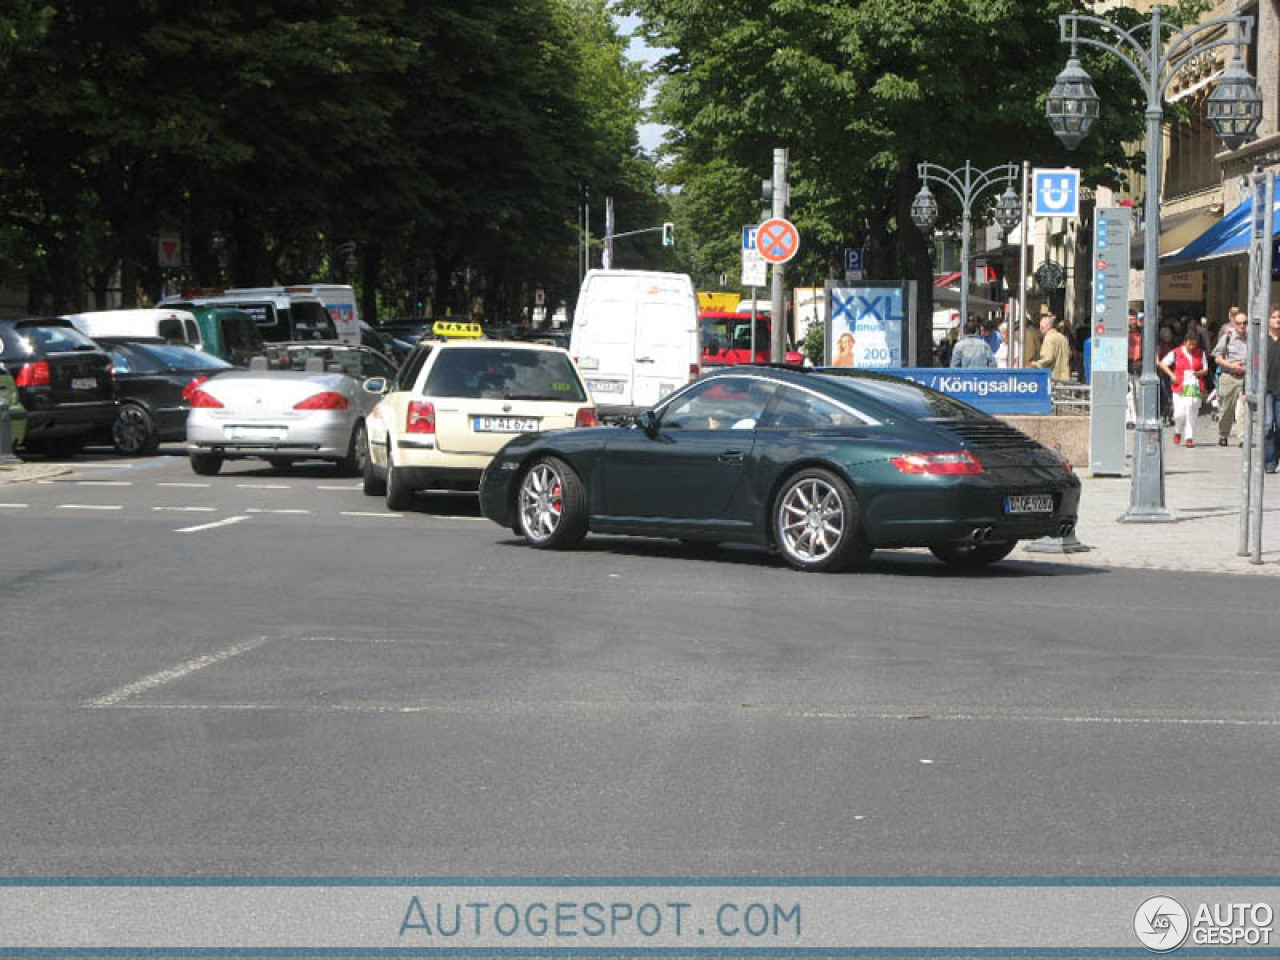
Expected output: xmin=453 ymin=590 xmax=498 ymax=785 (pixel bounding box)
xmin=1134 ymin=896 xmax=1190 ymax=953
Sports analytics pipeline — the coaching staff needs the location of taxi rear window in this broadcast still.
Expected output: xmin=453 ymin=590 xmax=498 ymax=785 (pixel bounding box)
xmin=425 ymin=348 xmax=587 ymax=402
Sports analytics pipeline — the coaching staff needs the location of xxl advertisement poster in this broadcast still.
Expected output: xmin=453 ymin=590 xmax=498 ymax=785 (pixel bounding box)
xmin=824 ymin=282 xmax=908 ymax=369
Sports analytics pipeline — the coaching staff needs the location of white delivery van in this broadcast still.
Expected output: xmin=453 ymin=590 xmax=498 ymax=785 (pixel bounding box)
xmin=570 ymin=270 xmax=700 ymax=418
xmin=219 ymin=284 xmax=360 ymax=345
xmin=65 ymin=308 xmax=204 ymax=348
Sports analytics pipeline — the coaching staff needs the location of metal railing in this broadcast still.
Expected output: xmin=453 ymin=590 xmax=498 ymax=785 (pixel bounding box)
xmin=1052 ymin=382 xmax=1091 ymax=417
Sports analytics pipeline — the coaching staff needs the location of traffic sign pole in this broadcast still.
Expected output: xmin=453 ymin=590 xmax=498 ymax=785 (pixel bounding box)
xmin=770 ymin=148 xmax=788 ymax=362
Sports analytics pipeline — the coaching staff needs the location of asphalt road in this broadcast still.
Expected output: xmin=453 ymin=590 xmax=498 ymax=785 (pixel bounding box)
xmin=1 ymin=448 xmax=1277 ymax=877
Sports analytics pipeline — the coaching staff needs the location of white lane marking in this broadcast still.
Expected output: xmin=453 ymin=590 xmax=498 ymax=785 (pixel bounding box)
xmin=236 ymin=483 xmax=290 ymax=489
xmin=85 ymin=636 xmax=271 ymax=708
xmin=176 ymin=515 xmax=249 ymax=533
xmin=245 ymin=508 xmax=311 ymax=515
xmin=56 ymin=504 xmax=123 ymax=511
xmin=94 ymin=702 xmax=1280 ymax=726
xmin=152 ymin=506 xmax=217 ymax=513
xmin=317 ymin=485 xmax=360 ymax=491
xmin=158 ymin=482 xmax=210 ymax=488
xmin=0 ymin=503 xmax=29 ymax=509
xmin=71 ymin=480 xmax=132 ymax=486
xmin=340 ymin=511 xmax=404 ymax=518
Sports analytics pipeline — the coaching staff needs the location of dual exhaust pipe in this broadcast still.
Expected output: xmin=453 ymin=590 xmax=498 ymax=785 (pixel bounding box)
xmin=966 ymin=521 xmax=1074 ymax=542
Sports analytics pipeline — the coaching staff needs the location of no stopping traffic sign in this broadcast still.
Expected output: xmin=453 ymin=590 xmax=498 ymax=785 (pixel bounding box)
xmin=755 ymin=218 xmax=800 ymax=264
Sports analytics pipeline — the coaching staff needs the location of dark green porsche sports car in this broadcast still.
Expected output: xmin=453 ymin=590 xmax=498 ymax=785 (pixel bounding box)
xmin=478 ymin=366 xmax=1081 ymax=572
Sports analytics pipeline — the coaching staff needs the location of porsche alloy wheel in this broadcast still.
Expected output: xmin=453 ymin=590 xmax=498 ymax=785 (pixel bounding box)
xmin=773 ymin=468 xmax=870 ymax=572
xmin=517 ymin=456 xmax=586 ymax=550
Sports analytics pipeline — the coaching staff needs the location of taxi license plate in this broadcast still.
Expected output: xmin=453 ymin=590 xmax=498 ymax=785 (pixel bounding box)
xmin=70 ymin=377 xmax=97 ymax=390
xmin=473 ymin=416 xmax=539 ymax=433
xmin=1005 ymin=494 xmax=1054 ymax=514
xmin=587 ymin=379 xmax=624 ymax=394
xmin=226 ymin=425 xmax=285 ymax=441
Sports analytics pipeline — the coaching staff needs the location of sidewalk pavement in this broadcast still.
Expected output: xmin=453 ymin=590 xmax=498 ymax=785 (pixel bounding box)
xmin=1017 ymin=413 xmax=1280 ymax=576
xmin=0 ymin=459 xmax=70 ymax=484
xmin=1 ymin=417 xmax=1276 ymax=575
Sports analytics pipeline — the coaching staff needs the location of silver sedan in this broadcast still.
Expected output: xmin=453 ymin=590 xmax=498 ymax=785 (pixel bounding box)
xmin=185 ymin=345 xmax=394 ymax=476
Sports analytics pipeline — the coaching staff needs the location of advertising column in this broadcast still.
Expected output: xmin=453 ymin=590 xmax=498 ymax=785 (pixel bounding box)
xmin=1089 ymin=207 xmax=1131 ymax=476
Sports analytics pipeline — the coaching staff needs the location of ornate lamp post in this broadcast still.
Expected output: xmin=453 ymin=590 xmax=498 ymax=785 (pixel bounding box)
xmin=1047 ymin=8 xmax=1262 ymax=522
xmin=911 ymin=162 xmax=1021 ymax=332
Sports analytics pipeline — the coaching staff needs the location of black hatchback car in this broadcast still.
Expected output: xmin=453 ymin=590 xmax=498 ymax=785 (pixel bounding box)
xmin=0 ymin=317 xmax=115 ymax=455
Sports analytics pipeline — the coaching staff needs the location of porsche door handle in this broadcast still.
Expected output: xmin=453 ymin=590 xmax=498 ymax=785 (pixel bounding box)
xmin=718 ymin=450 xmax=744 ymax=463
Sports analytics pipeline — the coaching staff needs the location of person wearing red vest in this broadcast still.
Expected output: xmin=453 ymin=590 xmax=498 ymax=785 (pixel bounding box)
xmin=1158 ymin=329 xmax=1207 ymax=447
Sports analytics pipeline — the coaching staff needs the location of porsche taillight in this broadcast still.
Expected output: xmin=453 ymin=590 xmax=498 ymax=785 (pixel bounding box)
xmin=406 ymin=400 xmax=435 ymax=434
xmin=890 ymin=450 xmax=984 ymax=476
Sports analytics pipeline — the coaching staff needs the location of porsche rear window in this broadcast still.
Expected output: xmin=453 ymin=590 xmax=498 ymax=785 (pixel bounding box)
xmin=820 ymin=372 xmax=986 ymax=421
xmin=425 ymin=348 xmax=587 ymax=401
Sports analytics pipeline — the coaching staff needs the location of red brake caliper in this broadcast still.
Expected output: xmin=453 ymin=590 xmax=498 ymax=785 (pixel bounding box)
xmin=551 ymin=482 xmax=562 ymax=515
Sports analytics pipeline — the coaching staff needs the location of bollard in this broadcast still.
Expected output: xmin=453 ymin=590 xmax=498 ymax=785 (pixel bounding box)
xmin=0 ymin=391 xmax=20 ymax=464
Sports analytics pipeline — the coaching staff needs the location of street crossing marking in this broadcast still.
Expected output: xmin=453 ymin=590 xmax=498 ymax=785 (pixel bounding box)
xmin=56 ymin=504 xmax=123 ymax=511
xmin=245 ymin=508 xmax=311 ymax=514
xmin=152 ymin=506 xmax=216 ymax=512
xmin=85 ymin=636 xmax=271 ymax=707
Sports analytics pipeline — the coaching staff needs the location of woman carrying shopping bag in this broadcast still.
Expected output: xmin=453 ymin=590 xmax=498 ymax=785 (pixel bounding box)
xmin=1158 ymin=329 xmax=1207 ymax=447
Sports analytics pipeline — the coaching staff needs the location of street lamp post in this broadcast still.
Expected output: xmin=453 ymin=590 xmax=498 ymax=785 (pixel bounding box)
xmin=1046 ymin=8 xmax=1262 ymax=522
xmin=911 ymin=162 xmax=1021 ymax=333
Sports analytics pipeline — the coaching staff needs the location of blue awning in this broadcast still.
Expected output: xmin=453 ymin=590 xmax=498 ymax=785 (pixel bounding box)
xmin=1160 ymin=196 xmax=1280 ymax=272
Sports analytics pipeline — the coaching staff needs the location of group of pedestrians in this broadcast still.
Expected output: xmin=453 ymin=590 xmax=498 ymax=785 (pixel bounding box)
xmin=1143 ymin=304 xmax=1279 ymax=470
xmin=944 ymin=312 xmax=1069 ymax=380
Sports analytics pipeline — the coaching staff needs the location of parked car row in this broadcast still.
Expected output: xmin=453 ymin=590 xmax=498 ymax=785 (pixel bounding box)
xmin=0 ymin=306 xmax=403 ymax=458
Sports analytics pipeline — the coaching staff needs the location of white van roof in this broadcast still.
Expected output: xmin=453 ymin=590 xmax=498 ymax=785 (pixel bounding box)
xmin=63 ymin=308 xmax=198 ymax=337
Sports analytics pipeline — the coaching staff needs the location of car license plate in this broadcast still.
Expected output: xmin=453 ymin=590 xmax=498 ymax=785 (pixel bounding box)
xmin=226 ymin=425 xmax=285 ymax=441
xmin=1005 ymin=493 xmax=1054 ymax=514
xmin=472 ymin=416 xmax=539 ymax=433
xmin=70 ymin=377 xmax=97 ymax=390
xmin=587 ymin=379 xmax=624 ymax=394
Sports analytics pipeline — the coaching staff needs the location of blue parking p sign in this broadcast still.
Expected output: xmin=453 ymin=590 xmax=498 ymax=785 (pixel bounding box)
xmin=844 ymin=248 xmax=863 ymax=273
xmin=1032 ymin=168 xmax=1080 ymax=219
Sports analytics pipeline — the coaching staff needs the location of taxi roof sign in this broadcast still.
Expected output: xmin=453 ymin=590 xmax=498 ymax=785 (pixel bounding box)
xmin=432 ymin=320 xmax=484 ymax=339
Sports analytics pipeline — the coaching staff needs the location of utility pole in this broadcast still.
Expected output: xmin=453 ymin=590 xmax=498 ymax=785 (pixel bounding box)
xmin=770 ymin=148 xmax=788 ymax=362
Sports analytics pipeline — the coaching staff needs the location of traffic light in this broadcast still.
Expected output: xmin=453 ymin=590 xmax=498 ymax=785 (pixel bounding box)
xmin=662 ymin=222 xmax=674 ymax=247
